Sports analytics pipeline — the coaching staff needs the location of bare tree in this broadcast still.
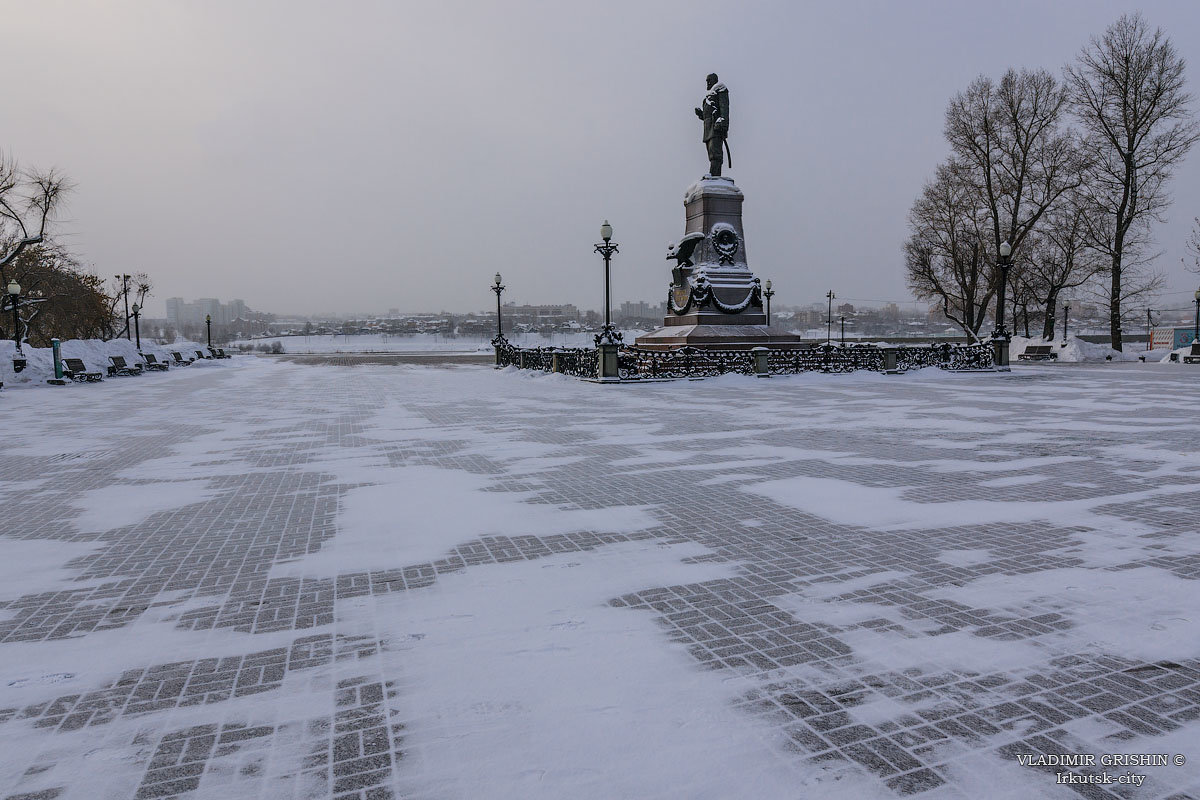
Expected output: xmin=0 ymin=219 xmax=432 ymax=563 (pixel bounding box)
xmin=1066 ymin=13 xmax=1200 ymax=350
xmin=905 ymin=161 xmax=995 ymax=340
xmin=1005 ymin=257 xmax=1040 ymax=338
xmin=1186 ymin=217 xmax=1200 ymax=274
xmin=0 ymin=155 xmax=69 ymax=285
xmin=1020 ymin=193 xmax=1109 ymax=339
xmin=944 ymin=68 xmax=1083 ymax=316
xmin=101 ymin=272 xmax=151 ymax=340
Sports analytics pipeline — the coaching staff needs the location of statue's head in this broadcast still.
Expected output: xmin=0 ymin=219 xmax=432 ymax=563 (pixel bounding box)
xmin=706 ymin=73 xmax=718 ymax=89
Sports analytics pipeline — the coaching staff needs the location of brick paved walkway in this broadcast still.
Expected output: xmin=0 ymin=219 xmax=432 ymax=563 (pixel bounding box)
xmin=1 ymin=360 xmax=1198 ymax=799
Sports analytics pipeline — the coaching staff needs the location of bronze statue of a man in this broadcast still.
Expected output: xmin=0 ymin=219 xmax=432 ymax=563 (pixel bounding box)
xmin=695 ymin=73 xmax=730 ymax=176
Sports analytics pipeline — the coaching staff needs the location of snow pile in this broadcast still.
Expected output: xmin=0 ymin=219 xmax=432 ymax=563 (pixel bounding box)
xmin=1010 ymin=335 xmax=1164 ymax=362
xmin=1160 ymin=343 xmax=1200 ymax=363
xmin=0 ymin=338 xmax=213 ymax=387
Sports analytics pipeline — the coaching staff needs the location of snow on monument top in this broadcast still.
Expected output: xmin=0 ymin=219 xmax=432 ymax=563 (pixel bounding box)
xmin=684 ymin=176 xmax=743 ymax=205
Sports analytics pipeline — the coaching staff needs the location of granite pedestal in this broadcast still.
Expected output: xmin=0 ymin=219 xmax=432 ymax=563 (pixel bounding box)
xmin=636 ymin=176 xmax=800 ymax=351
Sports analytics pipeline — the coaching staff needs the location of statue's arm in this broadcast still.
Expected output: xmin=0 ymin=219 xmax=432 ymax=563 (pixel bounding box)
xmin=694 ymin=106 xmax=703 ymax=119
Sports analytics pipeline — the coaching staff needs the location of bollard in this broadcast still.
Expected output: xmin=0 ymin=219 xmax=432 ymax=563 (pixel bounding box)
xmin=494 ymin=344 xmax=502 ymax=368
xmin=751 ymin=346 xmax=770 ymax=377
xmin=518 ymin=350 xmax=527 ymax=370
xmin=551 ymin=352 xmax=562 ymax=373
xmin=598 ymin=343 xmax=619 ymax=381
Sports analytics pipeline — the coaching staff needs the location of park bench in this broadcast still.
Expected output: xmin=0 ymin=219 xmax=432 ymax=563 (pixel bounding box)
xmin=208 ymin=347 xmax=231 ymax=359
xmin=62 ymin=357 xmax=103 ymax=382
xmin=170 ymin=351 xmax=193 ymax=365
xmin=195 ymin=350 xmax=210 ymax=360
xmin=107 ymin=355 xmax=143 ymax=377
xmin=1183 ymin=342 xmax=1200 ymax=364
xmin=1017 ymin=344 xmax=1058 ymax=361
xmin=140 ymin=353 xmax=169 ymax=371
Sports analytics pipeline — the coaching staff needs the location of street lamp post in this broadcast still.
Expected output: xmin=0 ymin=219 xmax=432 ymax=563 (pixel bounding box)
xmin=763 ymin=279 xmax=774 ymax=326
xmin=826 ymin=290 xmax=835 ymax=344
xmin=491 ymin=272 xmax=505 ymax=339
xmin=840 ymin=315 xmax=846 ymax=345
xmin=116 ymin=274 xmax=131 ymax=339
xmin=593 ymin=220 xmax=621 ymax=346
xmin=1062 ymin=300 xmax=1070 ymax=345
xmin=205 ymin=313 xmax=212 ymax=350
xmin=6 ymin=279 xmax=20 ymax=352
xmin=132 ymin=303 xmax=142 ymax=351
xmin=992 ymin=241 xmax=1012 ymax=367
xmin=490 ymin=272 xmax=506 ymax=368
xmin=1193 ymin=288 xmax=1200 ymax=345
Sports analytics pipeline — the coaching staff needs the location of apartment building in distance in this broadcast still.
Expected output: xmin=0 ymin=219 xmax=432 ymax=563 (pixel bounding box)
xmin=166 ymin=297 xmax=249 ymax=327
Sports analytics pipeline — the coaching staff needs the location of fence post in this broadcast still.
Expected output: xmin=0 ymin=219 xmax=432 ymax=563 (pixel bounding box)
xmin=751 ymin=346 xmax=770 ymax=377
xmin=883 ymin=348 xmax=899 ymax=374
xmin=992 ymin=338 xmax=1010 ymax=370
xmin=598 ymin=343 xmax=619 ymax=381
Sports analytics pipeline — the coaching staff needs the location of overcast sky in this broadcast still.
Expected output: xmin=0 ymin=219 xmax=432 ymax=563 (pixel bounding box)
xmin=5 ymin=0 xmax=1200 ymax=318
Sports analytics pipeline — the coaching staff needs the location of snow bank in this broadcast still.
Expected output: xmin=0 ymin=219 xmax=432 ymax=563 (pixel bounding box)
xmin=1010 ymin=335 xmax=1165 ymax=363
xmin=0 ymin=338 xmax=213 ymax=388
xmin=1160 ymin=343 xmax=1200 ymax=363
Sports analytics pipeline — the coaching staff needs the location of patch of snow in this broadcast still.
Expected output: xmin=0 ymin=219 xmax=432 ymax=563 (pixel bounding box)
xmin=0 ymin=538 xmax=108 ymax=602
xmin=269 ymin=465 xmax=658 ymax=580
xmin=70 ymin=480 xmax=217 ymax=533
xmin=932 ymin=566 xmax=1200 ymax=662
xmin=371 ymin=541 xmax=885 ymax=800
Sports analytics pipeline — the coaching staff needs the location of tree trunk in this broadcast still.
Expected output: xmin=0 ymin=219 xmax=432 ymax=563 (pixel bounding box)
xmin=1042 ymin=291 xmax=1058 ymax=339
xmin=1109 ymin=251 xmax=1123 ymax=351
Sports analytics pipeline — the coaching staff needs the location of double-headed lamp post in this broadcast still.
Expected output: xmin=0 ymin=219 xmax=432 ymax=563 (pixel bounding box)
xmin=132 ymin=303 xmax=142 ymax=351
xmin=992 ymin=240 xmax=1013 ymax=366
xmin=205 ymin=313 xmax=212 ymax=349
xmin=593 ymin=220 xmax=621 ymax=345
xmin=1193 ymin=287 xmax=1200 ymax=345
xmin=763 ymin=279 xmax=774 ymax=326
xmin=7 ymin=279 xmax=20 ymax=352
xmin=491 ymin=272 xmax=505 ymax=341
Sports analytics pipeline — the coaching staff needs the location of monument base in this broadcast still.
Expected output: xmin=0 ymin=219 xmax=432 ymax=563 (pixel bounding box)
xmin=634 ymin=324 xmax=802 ymax=351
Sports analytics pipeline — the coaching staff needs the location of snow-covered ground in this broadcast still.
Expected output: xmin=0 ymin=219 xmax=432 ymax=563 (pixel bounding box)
xmin=2 ymin=359 xmax=1199 ymax=799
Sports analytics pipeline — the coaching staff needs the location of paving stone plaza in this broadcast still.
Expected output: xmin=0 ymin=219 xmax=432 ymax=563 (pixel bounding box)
xmin=1 ymin=359 xmax=1199 ymax=799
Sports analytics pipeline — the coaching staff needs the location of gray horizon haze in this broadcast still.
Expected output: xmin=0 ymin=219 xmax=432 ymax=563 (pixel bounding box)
xmin=5 ymin=0 xmax=1200 ymax=318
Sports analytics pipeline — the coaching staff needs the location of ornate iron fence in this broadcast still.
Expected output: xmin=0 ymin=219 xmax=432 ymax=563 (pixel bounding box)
xmin=767 ymin=343 xmax=885 ymax=374
xmin=555 ymin=348 xmax=600 ymax=378
xmin=494 ymin=339 xmax=599 ymax=378
xmin=492 ymin=338 xmax=995 ymax=379
xmin=619 ymin=346 xmax=755 ymax=379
